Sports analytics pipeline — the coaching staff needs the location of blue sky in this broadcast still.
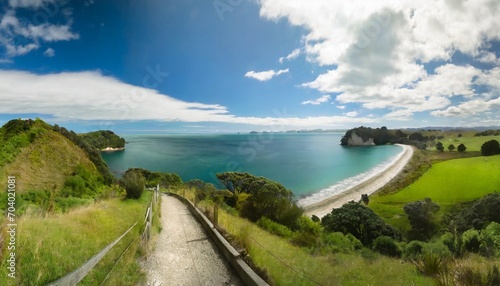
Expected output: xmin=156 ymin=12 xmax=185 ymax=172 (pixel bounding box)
xmin=0 ymin=0 xmax=499 ymax=133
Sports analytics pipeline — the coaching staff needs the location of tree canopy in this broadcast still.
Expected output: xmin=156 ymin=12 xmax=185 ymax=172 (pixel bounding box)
xmin=404 ymin=198 xmax=440 ymax=240
xmin=216 ymin=172 xmax=303 ymax=229
xmin=457 ymin=143 xmax=467 ymax=152
xmin=78 ymin=130 xmax=125 ymax=150
xmin=481 ymin=140 xmax=500 ymax=156
xmin=436 ymin=142 xmax=444 ymax=152
xmin=321 ymin=201 xmax=400 ymax=246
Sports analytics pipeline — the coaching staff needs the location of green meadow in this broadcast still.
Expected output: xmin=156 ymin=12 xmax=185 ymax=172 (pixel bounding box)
xmin=370 ymin=155 xmax=500 ymax=230
xmin=438 ymin=135 xmax=500 ymax=152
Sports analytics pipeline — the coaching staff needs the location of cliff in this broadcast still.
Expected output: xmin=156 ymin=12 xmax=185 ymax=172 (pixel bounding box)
xmin=340 ymin=126 xmax=393 ymax=146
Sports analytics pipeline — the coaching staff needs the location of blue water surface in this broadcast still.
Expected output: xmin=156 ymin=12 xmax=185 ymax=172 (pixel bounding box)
xmin=101 ymin=133 xmax=402 ymax=199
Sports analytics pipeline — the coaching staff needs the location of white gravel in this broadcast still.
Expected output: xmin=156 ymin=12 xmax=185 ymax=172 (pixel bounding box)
xmin=141 ymin=195 xmax=243 ymax=286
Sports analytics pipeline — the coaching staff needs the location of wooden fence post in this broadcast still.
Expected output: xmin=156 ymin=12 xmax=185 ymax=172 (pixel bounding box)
xmin=213 ymin=204 xmax=219 ymax=227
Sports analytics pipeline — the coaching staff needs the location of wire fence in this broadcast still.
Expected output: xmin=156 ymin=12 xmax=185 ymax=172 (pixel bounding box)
xmin=48 ymin=186 xmax=159 ymax=286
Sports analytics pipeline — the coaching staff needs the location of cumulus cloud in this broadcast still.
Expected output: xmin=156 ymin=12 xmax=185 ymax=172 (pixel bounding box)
xmin=245 ymin=69 xmax=289 ymax=81
xmin=345 ymin=111 xmax=358 ymax=117
xmin=301 ymin=94 xmax=331 ymax=105
xmin=43 ymin=47 xmax=54 ymax=57
xmin=0 ymin=70 xmax=376 ymax=128
xmin=279 ymin=48 xmax=301 ymax=63
xmin=257 ymin=0 xmax=500 ymax=120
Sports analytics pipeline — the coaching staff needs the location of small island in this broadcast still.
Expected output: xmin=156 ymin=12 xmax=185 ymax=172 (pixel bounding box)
xmin=78 ymin=130 xmax=126 ymax=152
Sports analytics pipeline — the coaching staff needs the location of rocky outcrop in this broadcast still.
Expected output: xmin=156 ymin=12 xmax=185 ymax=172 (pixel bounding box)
xmin=344 ymin=131 xmax=375 ymax=146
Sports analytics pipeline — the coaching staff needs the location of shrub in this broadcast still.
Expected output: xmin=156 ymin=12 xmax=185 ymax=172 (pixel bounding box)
xmin=321 ymin=232 xmax=362 ymax=254
xmin=421 ymin=241 xmax=452 ymax=260
xmin=462 ymin=229 xmax=481 ymax=254
xmin=122 ymin=170 xmax=145 ymax=199
xmin=480 ymin=222 xmax=500 ymax=257
xmin=372 ymin=236 xmax=402 ymax=257
xmin=439 ymin=232 xmax=458 ymax=255
xmin=257 ymin=217 xmax=293 ymax=238
xmin=404 ymin=240 xmax=425 ymax=260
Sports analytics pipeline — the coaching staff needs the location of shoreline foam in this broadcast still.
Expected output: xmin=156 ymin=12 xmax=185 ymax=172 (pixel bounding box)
xmin=301 ymin=144 xmax=414 ymax=218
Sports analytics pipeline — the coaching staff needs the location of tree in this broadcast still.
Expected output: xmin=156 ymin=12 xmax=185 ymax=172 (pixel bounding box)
xmin=448 ymin=144 xmax=455 ymax=152
xmin=409 ymin=132 xmax=426 ymax=142
xmin=216 ymin=172 xmax=303 ymax=229
xmin=361 ymin=194 xmax=369 ymax=205
xmin=122 ymin=170 xmax=145 ymax=199
xmin=435 ymin=142 xmax=444 ymax=152
xmin=481 ymin=140 xmax=500 ymax=156
xmin=453 ymin=193 xmax=500 ymax=232
xmin=321 ymin=201 xmax=400 ymax=246
xmin=457 ymin=143 xmax=467 ymax=152
xmin=404 ymin=198 xmax=440 ymax=240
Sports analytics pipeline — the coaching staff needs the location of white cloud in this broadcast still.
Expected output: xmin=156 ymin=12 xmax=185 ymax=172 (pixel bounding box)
xmin=336 ymin=105 xmax=346 ymax=110
xmin=1 ymin=2 xmax=78 ymax=58
xmin=345 ymin=111 xmax=358 ymax=117
xmin=432 ymin=98 xmax=500 ymax=117
xmin=245 ymin=69 xmax=289 ymax=81
xmin=301 ymin=94 xmax=331 ymax=105
xmin=43 ymin=47 xmax=54 ymax=57
xmin=0 ymin=70 xmax=376 ymax=128
xmin=279 ymin=48 xmax=301 ymax=63
xmin=28 ymin=24 xmax=79 ymax=42
xmin=257 ymin=0 xmax=500 ymax=121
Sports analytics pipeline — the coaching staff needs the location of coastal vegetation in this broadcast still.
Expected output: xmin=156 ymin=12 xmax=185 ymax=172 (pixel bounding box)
xmin=77 ymin=130 xmax=126 ymax=150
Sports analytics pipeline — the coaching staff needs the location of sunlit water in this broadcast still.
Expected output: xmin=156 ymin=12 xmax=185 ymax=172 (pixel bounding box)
xmin=101 ymin=133 xmax=403 ymax=201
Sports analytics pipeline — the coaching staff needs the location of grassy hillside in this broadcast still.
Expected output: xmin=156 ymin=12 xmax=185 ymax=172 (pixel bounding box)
xmin=0 ymin=119 xmax=119 ymax=213
xmin=370 ymin=155 xmax=500 ymax=230
xmin=0 ymin=193 xmax=152 ymax=285
xmin=0 ymin=129 xmax=98 ymax=195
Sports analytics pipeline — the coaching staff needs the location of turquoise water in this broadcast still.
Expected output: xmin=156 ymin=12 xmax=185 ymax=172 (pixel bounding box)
xmin=101 ymin=133 xmax=402 ymax=200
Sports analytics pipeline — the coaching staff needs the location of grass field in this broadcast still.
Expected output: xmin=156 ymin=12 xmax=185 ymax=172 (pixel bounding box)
xmin=0 ymin=192 xmax=153 ymax=285
xmin=436 ymin=135 xmax=500 ymax=152
xmin=370 ymin=155 xmax=500 ymax=230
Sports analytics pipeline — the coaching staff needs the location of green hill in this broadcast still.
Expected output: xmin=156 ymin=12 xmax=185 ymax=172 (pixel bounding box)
xmin=0 ymin=119 xmax=116 ymax=213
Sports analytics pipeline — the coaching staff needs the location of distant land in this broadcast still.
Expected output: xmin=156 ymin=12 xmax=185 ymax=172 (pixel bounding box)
xmin=249 ymin=126 xmax=500 ymax=134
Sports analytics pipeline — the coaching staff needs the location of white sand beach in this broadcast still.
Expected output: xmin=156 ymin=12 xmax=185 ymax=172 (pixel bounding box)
xmin=302 ymin=144 xmax=415 ymax=218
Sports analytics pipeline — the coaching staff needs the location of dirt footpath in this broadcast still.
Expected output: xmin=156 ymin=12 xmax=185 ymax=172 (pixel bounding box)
xmin=141 ymin=195 xmax=243 ymax=286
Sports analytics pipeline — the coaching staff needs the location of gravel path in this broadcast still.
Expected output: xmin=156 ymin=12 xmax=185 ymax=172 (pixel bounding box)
xmin=142 ymin=195 xmax=243 ymax=286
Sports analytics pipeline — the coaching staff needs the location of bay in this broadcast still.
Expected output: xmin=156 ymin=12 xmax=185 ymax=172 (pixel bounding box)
xmin=101 ymin=133 xmax=402 ymax=199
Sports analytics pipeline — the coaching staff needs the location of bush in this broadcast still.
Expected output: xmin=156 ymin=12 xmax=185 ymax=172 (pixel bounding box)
xmin=404 ymin=240 xmax=425 ymax=260
xmin=122 ymin=170 xmax=145 ymax=199
xmin=462 ymin=229 xmax=481 ymax=254
xmin=439 ymin=232 xmax=458 ymax=255
xmin=372 ymin=236 xmax=402 ymax=257
xmin=321 ymin=232 xmax=362 ymax=254
xmin=480 ymin=222 xmax=500 ymax=257
xmin=423 ymin=241 xmax=452 ymax=258
xmin=257 ymin=217 xmax=294 ymax=238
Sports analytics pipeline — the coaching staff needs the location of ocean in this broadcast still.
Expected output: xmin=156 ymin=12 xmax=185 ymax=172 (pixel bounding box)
xmin=101 ymin=133 xmax=403 ymax=202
